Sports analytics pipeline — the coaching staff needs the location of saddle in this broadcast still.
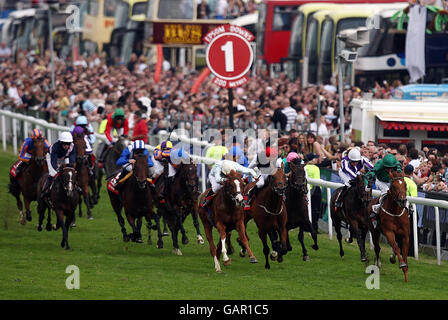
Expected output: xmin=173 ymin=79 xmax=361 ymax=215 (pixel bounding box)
xmin=10 ymin=161 xmax=22 ymax=178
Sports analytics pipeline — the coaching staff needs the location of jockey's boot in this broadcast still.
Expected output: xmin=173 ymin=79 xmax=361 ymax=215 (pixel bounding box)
xmin=335 ymin=186 xmax=348 ymax=208
xmin=370 ymin=194 xmax=385 ymax=228
xmin=15 ymin=161 xmax=28 ymax=177
xmin=114 ymin=169 xmax=128 ymax=191
xmin=40 ymin=176 xmax=53 ymax=200
xmin=202 ymin=189 xmax=215 ymax=208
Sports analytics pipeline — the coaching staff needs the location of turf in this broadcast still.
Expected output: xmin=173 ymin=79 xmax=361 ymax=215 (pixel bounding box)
xmin=0 ymin=148 xmax=447 ymax=300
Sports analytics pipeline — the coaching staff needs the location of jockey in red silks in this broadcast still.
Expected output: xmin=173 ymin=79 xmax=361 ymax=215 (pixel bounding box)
xmin=12 ymin=128 xmax=50 ymax=177
xmin=97 ymin=108 xmax=129 ymax=165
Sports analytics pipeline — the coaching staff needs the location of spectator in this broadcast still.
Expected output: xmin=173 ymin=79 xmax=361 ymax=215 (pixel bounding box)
xmin=131 ymin=110 xmax=149 ymax=143
xmin=197 ymin=0 xmax=211 ymax=18
xmin=215 ymin=0 xmax=229 ymax=19
xmin=0 ymin=42 xmax=12 ymax=62
xmin=281 ymin=98 xmax=298 ymax=131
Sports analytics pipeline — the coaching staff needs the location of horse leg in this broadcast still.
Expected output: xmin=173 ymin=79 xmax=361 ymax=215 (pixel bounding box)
xmin=306 ymin=219 xmax=319 ymax=251
xmin=278 ymin=224 xmax=289 ymax=262
xmin=78 ymin=193 xmax=83 ymax=217
xmin=258 ymin=229 xmax=271 ymax=270
xmin=64 ymin=214 xmax=73 ymax=250
xmin=235 ymin=220 xmax=257 ymax=264
xmin=371 ymin=227 xmax=382 ymax=268
xmin=136 ymin=217 xmax=143 ymax=243
xmin=9 ymin=178 xmax=25 ymax=225
xmin=191 ymin=208 xmax=204 ymax=245
xmin=216 ymin=222 xmax=230 ymax=266
xmin=334 ymin=218 xmax=345 ymax=258
xmin=167 ymin=214 xmax=182 ymax=256
xmin=399 ymin=233 xmax=410 ymax=282
xmin=226 ymin=232 xmax=234 ymax=256
xmin=268 ymin=232 xmax=279 ymax=262
xmin=383 ymin=229 xmax=406 ymax=271
xmin=125 ymin=213 xmax=139 ymax=243
xmin=56 ymin=210 xmax=69 ymax=249
xmin=24 ymin=197 xmax=32 ymax=222
xmin=353 ymin=224 xmax=368 ymax=263
xmin=298 ymin=227 xmax=310 ymax=262
xmin=114 ymin=204 xmax=129 ymax=242
xmin=153 ymin=212 xmax=164 ymax=249
xmin=162 ymin=215 xmax=169 ymax=236
xmin=46 ymin=207 xmax=54 ymax=231
xmin=37 ymin=200 xmax=46 ymax=232
xmin=176 ymin=208 xmax=189 ymax=245
xmin=201 ymin=217 xmax=220 ymax=272
xmin=84 ymin=190 xmax=93 ymax=220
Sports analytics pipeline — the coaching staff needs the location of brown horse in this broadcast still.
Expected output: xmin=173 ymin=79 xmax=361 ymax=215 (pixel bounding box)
xmin=330 ymin=174 xmax=373 ymax=263
xmin=246 ymin=164 xmax=288 ymax=269
xmin=9 ymin=137 xmax=48 ymax=224
xmin=108 ymin=151 xmax=154 ymax=243
xmin=198 ymin=170 xmax=257 ymax=273
xmin=369 ymin=171 xmax=410 ymax=282
xmin=73 ymin=133 xmax=94 ymax=221
xmin=37 ymin=166 xmax=79 ymax=250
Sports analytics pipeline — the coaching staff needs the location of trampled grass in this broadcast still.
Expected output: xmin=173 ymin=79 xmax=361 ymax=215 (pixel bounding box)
xmin=0 ymin=148 xmax=447 ymax=300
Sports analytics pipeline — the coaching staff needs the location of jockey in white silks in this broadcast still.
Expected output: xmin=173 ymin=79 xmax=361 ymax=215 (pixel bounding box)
xmin=202 ymin=159 xmax=258 ymax=208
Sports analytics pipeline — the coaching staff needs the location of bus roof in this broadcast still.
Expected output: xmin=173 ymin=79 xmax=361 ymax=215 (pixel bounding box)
xmin=231 ymin=12 xmax=258 ymax=27
xmin=298 ymin=3 xmax=342 ymax=15
xmin=8 ymin=8 xmax=35 ymax=20
xmin=324 ymin=7 xmax=385 ymax=21
xmin=311 ymin=9 xmax=333 ymax=23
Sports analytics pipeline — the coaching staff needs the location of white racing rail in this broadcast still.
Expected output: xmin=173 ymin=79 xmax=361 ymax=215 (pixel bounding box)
xmin=1 ymin=109 xmax=447 ymax=265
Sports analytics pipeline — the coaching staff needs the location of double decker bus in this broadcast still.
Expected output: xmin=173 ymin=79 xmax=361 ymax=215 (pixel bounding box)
xmin=144 ymin=0 xmax=231 ymax=70
xmin=82 ymin=0 xmax=118 ymax=55
xmin=107 ymin=0 xmax=148 ymax=64
xmin=257 ymin=0 xmax=408 ymax=76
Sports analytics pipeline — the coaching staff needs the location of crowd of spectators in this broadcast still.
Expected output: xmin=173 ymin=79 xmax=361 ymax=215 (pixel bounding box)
xmin=1 ymin=43 xmax=447 ymax=194
xmin=197 ymin=0 xmax=258 ymax=19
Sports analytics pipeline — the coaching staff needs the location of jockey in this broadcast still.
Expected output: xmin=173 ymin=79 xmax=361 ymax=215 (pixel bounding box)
xmin=205 ymin=145 xmax=229 ymax=167
xmin=365 ymin=153 xmax=403 ymax=226
xmin=335 ymin=148 xmax=373 ymax=208
xmin=248 ymin=146 xmax=282 ymax=189
xmin=40 ymin=131 xmax=77 ymax=199
xmin=111 ymin=139 xmax=154 ymax=191
xmin=283 ymin=151 xmax=305 ymax=174
xmin=97 ymin=108 xmax=129 ymax=165
xmin=14 ymin=128 xmax=50 ymax=177
xmin=154 ymin=140 xmax=173 ymax=162
xmin=70 ymin=115 xmax=96 ymax=145
xmin=202 ymin=159 xmax=258 ymax=208
xmin=71 ymin=125 xmax=95 ymax=172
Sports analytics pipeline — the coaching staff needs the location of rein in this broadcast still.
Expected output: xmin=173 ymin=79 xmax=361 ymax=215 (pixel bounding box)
xmin=258 ymin=203 xmax=284 ymax=216
xmin=380 ymin=204 xmax=407 ymax=217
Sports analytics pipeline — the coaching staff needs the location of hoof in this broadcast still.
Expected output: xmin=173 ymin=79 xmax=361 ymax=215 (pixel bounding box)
xmin=173 ymin=248 xmax=183 ymax=256
xmin=197 ymin=235 xmax=204 ymax=245
xmin=239 ymin=249 xmax=246 ymax=258
xmin=249 ymin=257 xmax=258 ymax=263
xmin=264 ymin=264 xmax=271 ymax=270
xmin=361 ymin=257 xmax=368 ymax=263
xmin=303 ymin=255 xmax=310 ymax=262
xmin=277 ymin=255 xmax=283 ymax=263
xmin=215 ymin=268 xmax=222 ymax=273
xmin=37 ymin=224 xmax=43 ymax=232
xmin=399 ymin=262 xmax=407 ymax=269
xmin=390 ymin=255 xmax=396 ymax=264
xmin=87 ymin=215 xmax=94 ymax=220
xmin=123 ymin=234 xmax=130 ymax=242
xmin=19 ymin=217 xmax=26 ymax=225
xmin=26 ymin=212 xmax=32 ymax=222
xmin=312 ymin=244 xmax=319 ymax=251
xmin=162 ymin=231 xmax=169 ymax=237
xmin=345 ymin=238 xmax=353 ymax=244
xmin=61 ymin=240 xmax=66 ymax=248
xmin=182 ymin=237 xmax=189 ymax=245
xmin=46 ymin=224 xmax=52 ymax=232
xmin=223 ymin=259 xmax=231 ymax=266
xmin=135 ymin=238 xmax=143 ymax=244
xmin=270 ymin=251 xmax=278 ymax=261
xmin=52 ymin=224 xmax=57 ymax=230
xmin=157 ymin=240 xmax=164 ymax=249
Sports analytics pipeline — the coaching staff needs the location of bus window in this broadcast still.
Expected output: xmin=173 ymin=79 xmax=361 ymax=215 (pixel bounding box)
xmin=114 ymin=0 xmax=130 ymax=29
xmin=132 ymin=2 xmax=147 ymax=16
xmin=288 ymin=11 xmax=304 ymax=58
xmin=256 ymin=2 xmax=266 ymax=58
xmin=88 ymin=0 xmax=99 ymax=16
xmin=306 ymin=19 xmax=318 ymax=84
xmin=158 ymin=0 xmax=194 ymax=20
xmin=319 ymin=19 xmax=333 ymax=84
xmin=273 ymin=6 xmax=299 ymax=31
xmin=104 ymin=0 xmax=118 ymax=17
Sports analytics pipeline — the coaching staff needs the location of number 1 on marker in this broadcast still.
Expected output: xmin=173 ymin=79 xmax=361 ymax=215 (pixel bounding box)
xmin=221 ymin=41 xmax=234 ymax=72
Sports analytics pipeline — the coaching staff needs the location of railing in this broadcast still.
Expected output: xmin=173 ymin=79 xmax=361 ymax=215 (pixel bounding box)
xmin=1 ymin=108 xmax=447 ymax=265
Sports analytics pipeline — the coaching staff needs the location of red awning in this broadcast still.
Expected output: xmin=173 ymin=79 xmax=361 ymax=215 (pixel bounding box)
xmin=379 ymin=121 xmax=448 ymax=132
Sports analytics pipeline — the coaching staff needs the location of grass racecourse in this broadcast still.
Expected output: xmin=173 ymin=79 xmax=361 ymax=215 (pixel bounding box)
xmin=0 ymin=148 xmax=447 ymax=300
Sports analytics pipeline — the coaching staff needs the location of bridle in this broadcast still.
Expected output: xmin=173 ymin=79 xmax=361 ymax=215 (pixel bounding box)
xmin=225 ymin=176 xmax=245 ymax=207
xmin=289 ymin=166 xmax=308 ymax=194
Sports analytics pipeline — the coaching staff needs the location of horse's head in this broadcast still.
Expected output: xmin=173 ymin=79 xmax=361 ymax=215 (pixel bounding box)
xmin=31 ymin=137 xmax=46 ymax=166
xmin=73 ymin=134 xmax=88 ymax=166
xmin=352 ymin=174 xmax=372 ymax=206
xmin=270 ymin=164 xmax=287 ymax=197
xmin=388 ymin=171 xmax=407 ymax=208
xmin=288 ymin=161 xmax=308 ymax=194
xmin=180 ymin=163 xmax=198 ymax=191
xmin=58 ymin=166 xmax=77 ymax=198
xmin=133 ymin=151 xmax=149 ymax=189
xmin=223 ymin=170 xmax=245 ymax=207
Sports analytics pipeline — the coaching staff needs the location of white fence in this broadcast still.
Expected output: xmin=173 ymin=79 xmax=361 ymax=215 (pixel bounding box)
xmin=1 ymin=109 xmax=447 ymax=265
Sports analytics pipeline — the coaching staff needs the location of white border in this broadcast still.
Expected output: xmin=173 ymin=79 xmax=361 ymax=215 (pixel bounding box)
xmin=205 ymin=32 xmax=254 ymax=81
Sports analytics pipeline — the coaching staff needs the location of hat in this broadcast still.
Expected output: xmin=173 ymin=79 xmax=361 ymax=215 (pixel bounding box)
xmin=404 ymin=164 xmax=414 ymax=175
xmin=305 ymin=153 xmax=318 ymax=162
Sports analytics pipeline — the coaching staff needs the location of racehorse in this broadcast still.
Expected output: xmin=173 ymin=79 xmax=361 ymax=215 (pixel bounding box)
xmin=37 ymin=166 xmax=79 ymax=250
xmin=97 ymin=135 xmax=129 ymax=195
xmin=198 ymin=170 xmax=257 ymax=273
xmin=73 ymin=133 xmax=94 ymax=221
xmin=163 ymin=163 xmax=204 ymax=254
xmin=330 ymin=174 xmax=373 ymax=263
xmin=369 ymin=171 xmax=410 ymax=282
xmin=9 ymin=137 xmax=48 ymax=224
xmin=108 ymin=151 xmax=155 ymax=243
xmin=246 ymin=164 xmax=288 ymax=270
xmin=283 ymin=161 xmax=319 ymax=261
